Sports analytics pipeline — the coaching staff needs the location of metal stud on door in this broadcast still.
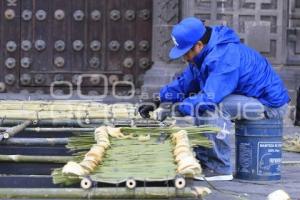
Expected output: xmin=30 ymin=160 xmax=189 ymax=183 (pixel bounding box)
xmin=125 ymin=10 xmax=135 ymax=21
xmin=21 ymin=40 xmax=32 ymax=51
xmin=90 ymin=41 xmax=101 ymax=51
xmin=73 ymin=40 xmax=84 ymax=51
xmin=139 ymin=57 xmax=151 ymax=69
xmin=4 ymin=9 xmax=15 ymax=20
xmin=139 ymin=9 xmax=150 ymax=20
xmin=123 ymin=58 xmax=134 ymax=68
xmin=54 ymin=57 xmax=65 ymax=68
xmin=54 ymin=9 xmax=65 ymax=20
xmin=109 ymin=40 xmax=120 ymax=51
xmin=35 ymin=40 xmax=46 ymax=51
xmin=35 ymin=10 xmax=47 ymax=21
xmin=89 ymin=57 xmax=101 ymax=68
xmin=22 ymin=10 xmax=32 ymax=21
xmin=20 ymin=74 xmax=32 ymax=86
xmin=73 ymin=10 xmax=84 ymax=21
xmin=6 ymin=41 xmax=17 ymax=52
xmin=54 ymin=40 xmax=66 ymax=52
xmin=21 ymin=57 xmax=31 ymax=68
xmin=5 ymin=58 xmax=16 ymax=69
xmin=110 ymin=10 xmax=121 ymax=21
xmin=124 ymin=40 xmax=135 ymax=51
xmin=109 ymin=75 xmax=119 ymax=85
xmin=90 ymin=75 xmax=101 ymax=85
xmin=139 ymin=40 xmax=150 ymax=51
xmin=34 ymin=74 xmax=46 ymax=85
xmin=4 ymin=74 xmax=16 ymax=85
xmin=91 ymin=10 xmax=101 ymax=21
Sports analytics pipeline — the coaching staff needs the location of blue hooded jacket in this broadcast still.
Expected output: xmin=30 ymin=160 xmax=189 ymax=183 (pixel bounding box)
xmin=160 ymin=25 xmax=290 ymax=116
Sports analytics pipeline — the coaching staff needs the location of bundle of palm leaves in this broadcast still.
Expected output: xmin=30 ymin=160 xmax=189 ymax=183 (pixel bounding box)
xmin=283 ymin=134 xmax=300 ymax=153
xmin=52 ymin=125 xmax=218 ymax=186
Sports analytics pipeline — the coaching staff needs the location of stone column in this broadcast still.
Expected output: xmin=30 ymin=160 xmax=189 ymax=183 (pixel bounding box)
xmin=141 ymin=0 xmax=183 ymax=99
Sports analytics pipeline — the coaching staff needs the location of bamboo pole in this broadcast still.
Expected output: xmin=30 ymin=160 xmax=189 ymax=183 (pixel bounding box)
xmin=0 ymin=110 xmax=140 ymax=120
xmin=0 ymin=127 xmax=95 ymax=132
xmin=0 ymin=119 xmax=104 ymax=127
xmin=0 ymin=100 xmax=104 ymax=107
xmin=0 ymin=101 xmax=136 ymax=112
xmin=0 ymin=119 xmax=162 ymax=127
xmin=0 ymin=155 xmax=71 ymax=163
xmin=3 ymin=138 xmax=69 ymax=146
xmin=0 ymin=187 xmax=210 ymax=199
xmin=0 ymin=110 xmax=38 ymax=120
xmin=1 ymin=120 xmax=32 ymax=139
xmin=0 ymin=101 xmax=141 ymax=120
xmin=0 ymin=104 xmax=107 ymax=112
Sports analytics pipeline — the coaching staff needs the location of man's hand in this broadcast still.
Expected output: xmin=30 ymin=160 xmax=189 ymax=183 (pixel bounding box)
xmin=153 ymin=107 xmax=170 ymax=121
xmin=138 ymin=98 xmax=160 ymax=119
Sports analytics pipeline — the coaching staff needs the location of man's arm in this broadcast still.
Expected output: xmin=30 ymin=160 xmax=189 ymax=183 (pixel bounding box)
xmin=160 ymin=64 xmax=199 ymax=103
xmin=178 ymin=59 xmax=240 ymax=117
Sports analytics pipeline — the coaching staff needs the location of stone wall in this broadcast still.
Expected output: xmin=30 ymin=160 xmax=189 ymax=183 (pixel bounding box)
xmin=141 ymin=0 xmax=182 ymax=99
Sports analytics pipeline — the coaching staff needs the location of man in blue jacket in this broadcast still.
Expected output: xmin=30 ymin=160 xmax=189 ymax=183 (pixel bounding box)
xmin=138 ymin=17 xmax=290 ymax=181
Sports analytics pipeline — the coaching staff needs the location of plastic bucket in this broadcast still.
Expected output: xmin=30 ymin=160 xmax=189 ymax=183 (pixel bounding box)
xmin=235 ymin=119 xmax=283 ymax=181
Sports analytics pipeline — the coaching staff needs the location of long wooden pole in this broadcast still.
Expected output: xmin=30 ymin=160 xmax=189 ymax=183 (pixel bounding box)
xmin=0 ymin=155 xmax=71 ymax=163
xmin=0 ymin=119 xmax=162 ymax=127
xmin=0 ymin=187 xmax=208 ymax=199
xmin=0 ymin=119 xmax=104 ymax=127
xmin=1 ymin=120 xmax=32 ymax=139
xmin=3 ymin=138 xmax=69 ymax=146
xmin=0 ymin=127 xmax=95 ymax=132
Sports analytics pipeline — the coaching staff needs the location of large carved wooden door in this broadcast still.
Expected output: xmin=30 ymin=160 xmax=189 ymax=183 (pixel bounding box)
xmin=0 ymin=0 xmax=152 ymax=95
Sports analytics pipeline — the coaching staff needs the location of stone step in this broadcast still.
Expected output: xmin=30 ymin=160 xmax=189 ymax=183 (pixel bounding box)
xmin=140 ymin=85 xmax=161 ymax=97
xmin=142 ymin=74 xmax=172 ymax=85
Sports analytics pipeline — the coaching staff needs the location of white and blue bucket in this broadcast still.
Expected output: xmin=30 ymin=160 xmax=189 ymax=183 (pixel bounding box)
xmin=235 ymin=119 xmax=283 ymax=181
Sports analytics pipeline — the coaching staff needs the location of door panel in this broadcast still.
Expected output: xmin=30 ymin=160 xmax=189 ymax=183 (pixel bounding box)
xmin=0 ymin=0 xmax=153 ymax=94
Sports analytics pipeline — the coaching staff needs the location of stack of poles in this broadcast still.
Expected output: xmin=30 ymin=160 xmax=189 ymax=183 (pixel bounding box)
xmin=0 ymin=100 xmax=161 ymax=163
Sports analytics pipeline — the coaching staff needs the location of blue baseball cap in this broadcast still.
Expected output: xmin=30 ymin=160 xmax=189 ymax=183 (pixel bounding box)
xmin=169 ymin=17 xmax=206 ymax=59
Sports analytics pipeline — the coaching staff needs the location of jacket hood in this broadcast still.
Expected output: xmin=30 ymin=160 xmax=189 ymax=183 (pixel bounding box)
xmin=210 ymin=25 xmax=240 ymax=46
xmin=193 ymin=25 xmax=240 ymax=65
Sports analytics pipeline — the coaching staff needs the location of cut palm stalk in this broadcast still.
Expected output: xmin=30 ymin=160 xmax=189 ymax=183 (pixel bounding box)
xmin=62 ymin=126 xmax=120 ymax=176
xmin=171 ymin=130 xmax=202 ymax=177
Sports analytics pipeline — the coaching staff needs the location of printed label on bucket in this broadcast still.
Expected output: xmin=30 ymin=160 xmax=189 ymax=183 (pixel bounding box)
xmin=257 ymin=142 xmax=282 ymax=176
xmin=238 ymin=143 xmax=252 ymax=173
